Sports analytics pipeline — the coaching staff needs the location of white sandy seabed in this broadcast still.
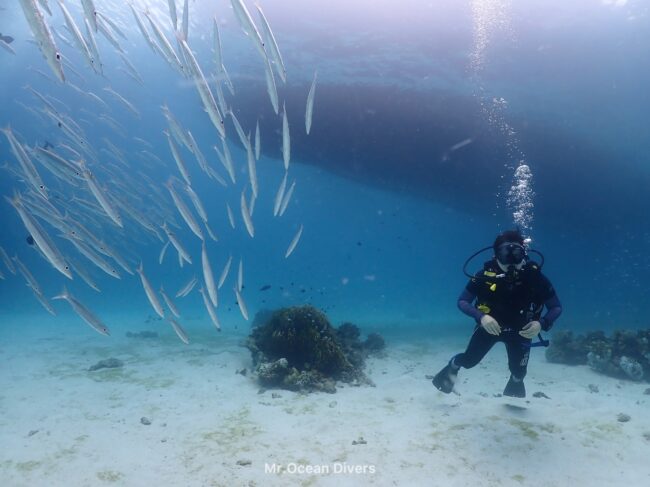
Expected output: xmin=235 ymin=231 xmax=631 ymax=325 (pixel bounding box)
xmin=1 ymin=317 xmax=650 ymax=487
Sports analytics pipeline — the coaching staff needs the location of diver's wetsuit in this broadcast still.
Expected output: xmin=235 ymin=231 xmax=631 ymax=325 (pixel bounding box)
xmin=452 ymin=259 xmax=562 ymax=380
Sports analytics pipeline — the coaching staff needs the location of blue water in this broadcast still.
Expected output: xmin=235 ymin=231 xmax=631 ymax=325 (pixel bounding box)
xmin=3 ymin=2 xmax=650 ymax=486
xmin=0 ymin=0 xmax=648 ymax=341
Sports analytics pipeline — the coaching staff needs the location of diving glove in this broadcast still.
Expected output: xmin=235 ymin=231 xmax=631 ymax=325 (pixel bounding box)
xmin=519 ymin=320 xmax=541 ymax=339
xmin=480 ymin=315 xmax=501 ymax=335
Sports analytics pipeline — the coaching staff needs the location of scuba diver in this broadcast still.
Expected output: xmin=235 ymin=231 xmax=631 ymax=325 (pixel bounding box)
xmin=432 ymin=229 xmax=562 ymax=398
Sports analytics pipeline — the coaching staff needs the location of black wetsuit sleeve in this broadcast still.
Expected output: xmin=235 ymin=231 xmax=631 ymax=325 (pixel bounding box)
xmin=540 ymin=294 xmax=562 ymax=331
xmin=537 ymin=273 xmax=562 ymax=331
xmin=457 ymin=287 xmax=484 ymax=322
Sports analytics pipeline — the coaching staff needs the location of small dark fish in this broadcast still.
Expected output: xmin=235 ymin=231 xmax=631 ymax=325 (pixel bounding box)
xmin=43 ymin=141 xmax=54 ymax=150
xmin=259 ymin=284 xmax=271 ymax=291
xmin=0 ymin=34 xmax=14 ymax=44
xmin=26 ymin=235 xmax=34 ymax=246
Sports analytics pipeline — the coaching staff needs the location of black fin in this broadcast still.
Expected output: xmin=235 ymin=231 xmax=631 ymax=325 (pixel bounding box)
xmin=432 ymin=363 xmax=457 ymax=394
xmin=503 ymin=376 xmax=526 ymax=398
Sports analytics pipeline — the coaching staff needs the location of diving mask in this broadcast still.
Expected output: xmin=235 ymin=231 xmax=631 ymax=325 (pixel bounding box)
xmin=495 ymin=242 xmax=527 ymax=267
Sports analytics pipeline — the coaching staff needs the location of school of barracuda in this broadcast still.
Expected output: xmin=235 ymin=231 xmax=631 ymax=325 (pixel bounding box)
xmin=2 ymin=0 xmax=317 ymax=343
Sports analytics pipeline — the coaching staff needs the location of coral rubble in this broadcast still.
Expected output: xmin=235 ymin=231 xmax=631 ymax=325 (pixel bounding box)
xmin=546 ymin=329 xmax=650 ymax=382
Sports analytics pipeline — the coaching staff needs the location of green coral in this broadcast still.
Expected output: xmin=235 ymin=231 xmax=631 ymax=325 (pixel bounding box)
xmin=247 ymin=306 xmax=383 ymax=393
xmin=250 ymin=306 xmax=353 ymax=376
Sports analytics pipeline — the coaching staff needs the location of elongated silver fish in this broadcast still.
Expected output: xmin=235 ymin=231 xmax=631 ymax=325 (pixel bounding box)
xmin=285 ymin=224 xmax=304 ymax=258
xmin=33 ymin=286 xmax=56 ymax=315
xmin=165 ymin=131 xmax=191 ymax=185
xmin=130 ymin=4 xmax=157 ymax=53
xmin=166 ymin=179 xmax=204 ymax=240
xmin=199 ymin=286 xmax=221 ymax=331
xmin=65 ymin=235 xmax=121 ymax=279
xmin=57 ymin=0 xmax=97 ymax=73
xmin=1 ymin=127 xmax=48 ymax=199
xmin=19 ymin=0 xmax=65 ymax=82
xmin=168 ymin=316 xmax=189 ymax=344
xmin=103 ymin=87 xmax=140 ymax=118
xmin=217 ymin=138 xmax=236 ymax=184
xmin=145 ymin=12 xmax=184 ymax=74
xmin=212 ymin=17 xmax=224 ymax=70
xmin=186 ymin=131 xmax=210 ymax=176
xmin=213 ymin=80 xmax=229 ymax=118
xmin=230 ymin=0 xmax=265 ymax=59
xmin=182 ymin=0 xmax=189 ymax=40
xmin=177 ymin=39 xmax=225 ymax=139
xmin=184 ymin=183 xmax=207 ymax=223
xmin=305 ymin=71 xmax=318 ymax=134
xmin=96 ymin=15 xmax=124 ymax=54
xmin=279 ymin=181 xmax=296 ymax=217
xmin=218 ymin=255 xmax=232 ymax=289
xmin=162 ymin=222 xmax=192 ymax=264
xmin=96 ymin=12 xmax=126 ymax=40
xmin=254 ymin=120 xmax=261 ymax=160
xmin=201 ymin=241 xmax=218 ymax=307
xmin=0 ymin=246 xmax=16 ymax=275
xmin=81 ymin=0 xmax=97 ymax=32
xmin=263 ymin=55 xmax=279 ymax=114
xmin=160 ymin=286 xmax=180 ymax=318
xmin=34 ymin=146 xmax=82 ymax=181
xmin=176 ymin=275 xmax=197 ymax=298
xmin=159 ymin=240 xmax=171 ymax=265
xmin=42 ymin=150 xmax=77 ymax=181
xmin=237 ymin=258 xmax=243 ymax=292
xmin=136 ymin=263 xmax=164 ymax=318
xmin=246 ymin=140 xmax=258 ymax=198
xmin=255 ymin=4 xmax=286 ymax=83
xmin=86 ymin=90 xmax=108 ymax=110
xmin=13 ymin=254 xmax=43 ymax=295
xmin=206 ymin=165 xmax=228 ymax=187
xmin=69 ymin=259 xmax=100 ymax=292
xmin=234 ymin=286 xmax=249 ymax=321
xmin=97 ymin=239 xmax=133 ymax=275
xmin=168 ymin=0 xmax=178 ymax=30
xmin=248 ymin=188 xmax=257 ymax=218
xmin=79 ymin=160 xmax=123 ymax=228
xmin=83 ymin=18 xmax=102 ymax=74
xmin=162 ymin=104 xmax=193 ymax=150
xmin=273 ymin=171 xmax=288 ymax=217
xmin=226 ymin=202 xmax=235 ymax=229
xmin=6 ymin=193 xmax=72 ymax=279
xmin=240 ymin=189 xmax=255 ymax=238
xmin=24 ymin=84 xmax=57 ymax=112
xmin=53 ymin=286 xmax=110 ymax=336
xmin=282 ymin=103 xmax=290 ymax=170
xmin=205 ymin=222 xmax=218 ymax=242
xmin=229 ymin=111 xmax=250 ymax=151
xmin=120 ymin=54 xmax=143 ymax=84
